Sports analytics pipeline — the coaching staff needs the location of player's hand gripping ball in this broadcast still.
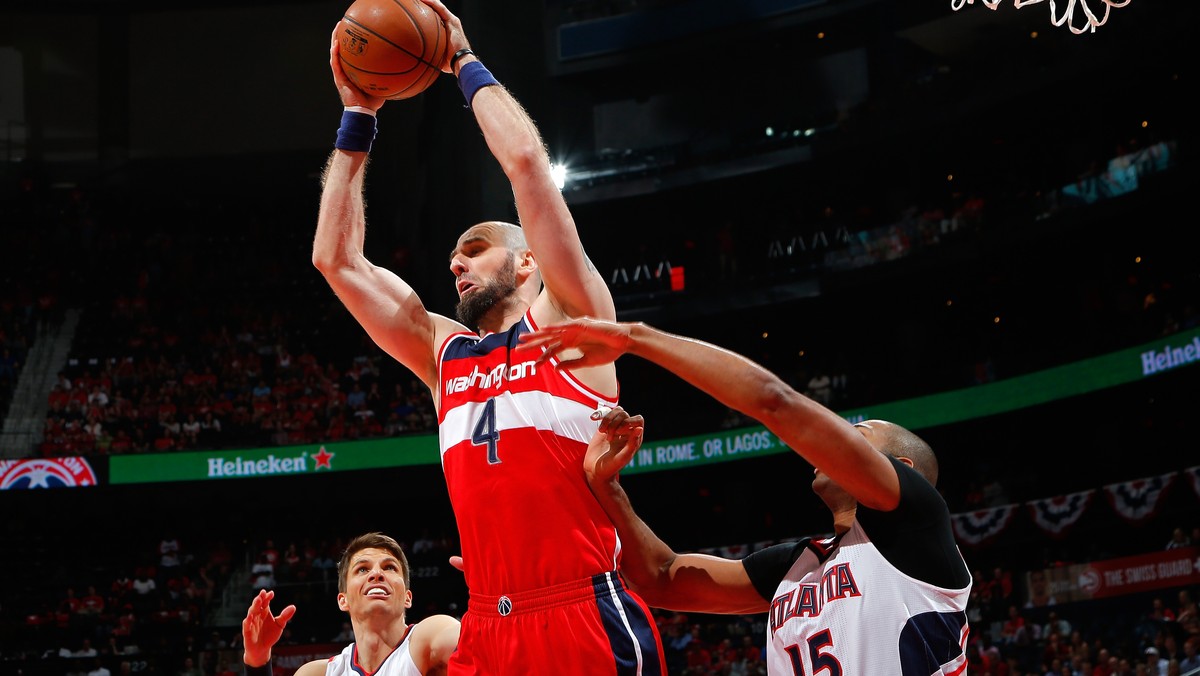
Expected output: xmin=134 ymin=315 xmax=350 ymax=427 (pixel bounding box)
xmin=337 ymin=0 xmax=449 ymax=100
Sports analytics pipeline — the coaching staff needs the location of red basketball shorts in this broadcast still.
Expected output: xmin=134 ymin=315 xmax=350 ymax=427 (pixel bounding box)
xmin=448 ymin=571 xmax=666 ymax=675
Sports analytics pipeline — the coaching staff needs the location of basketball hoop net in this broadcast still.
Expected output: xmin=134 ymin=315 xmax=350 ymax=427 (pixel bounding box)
xmin=950 ymin=0 xmax=1133 ymax=34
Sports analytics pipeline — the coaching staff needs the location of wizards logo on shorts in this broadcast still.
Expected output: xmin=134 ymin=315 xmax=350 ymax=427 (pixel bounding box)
xmin=0 ymin=457 xmax=98 ymax=490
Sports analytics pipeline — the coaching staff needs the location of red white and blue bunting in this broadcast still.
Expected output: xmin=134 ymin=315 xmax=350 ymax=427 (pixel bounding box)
xmin=626 ymin=465 xmax=1200 ymax=557
xmin=1103 ymin=472 xmax=1177 ymax=524
xmin=1027 ymin=490 xmax=1095 ymax=537
xmin=946 ymin=468 xmax=1196 ymax=547
xmin=951 ymin=504 xmax=1018 ymax=546
xmin=1185 ymin=465 xmax=1200 ymax=500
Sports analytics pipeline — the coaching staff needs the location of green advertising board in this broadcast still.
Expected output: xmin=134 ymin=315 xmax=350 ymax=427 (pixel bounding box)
xmin=109 ymin=435 xmax=439 ymax=484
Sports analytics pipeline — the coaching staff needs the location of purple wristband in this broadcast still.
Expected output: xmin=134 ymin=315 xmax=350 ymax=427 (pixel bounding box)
xmin=335 ymin=110 xmax=377 ymax=152
xmin=457 ymin=60 xmax=500 ymax=108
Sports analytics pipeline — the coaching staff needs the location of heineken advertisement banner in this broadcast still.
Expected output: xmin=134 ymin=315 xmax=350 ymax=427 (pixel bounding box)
xmin=108 ymin=436 xmax=439 ymax=485
xmin=107 ymin=327 xmax=1200 ymax=483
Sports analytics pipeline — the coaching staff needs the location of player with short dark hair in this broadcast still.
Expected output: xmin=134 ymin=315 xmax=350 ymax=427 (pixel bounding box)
xmin=242 ymin=532 xmax=459 ymax=676
xmin=524 ymin=318 xmax=974 ymax=675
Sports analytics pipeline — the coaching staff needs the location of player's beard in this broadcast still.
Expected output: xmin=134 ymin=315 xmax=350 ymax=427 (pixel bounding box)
xmin=456 ymin=256 xmax=518 ymax=331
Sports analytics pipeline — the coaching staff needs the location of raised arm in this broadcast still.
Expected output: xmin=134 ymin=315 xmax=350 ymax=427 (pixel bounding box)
xmin=469 ymin=82 xmax=613 ymax=321
xmin=241 ymin=589 xmax=296 ymax=668
xmin=522 ymin=319 xmax=902 ymax=511
xmin=423 ymin=0 xmax=613 ymax=323
xmin=586 ymin=407 xmax=768 ymax=614
xmin=312 ymin=26 xmax=454 ymax=394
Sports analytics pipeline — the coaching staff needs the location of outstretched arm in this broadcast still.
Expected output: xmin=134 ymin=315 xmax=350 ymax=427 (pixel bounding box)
xmin=422 ymin=0 xmax=613 ymax=322
xmin=312 ymin=26 xmax=452 ymax=394
xmin=587 ymin=407 xmax=768 ymax=614
xmin=242 ymin=589 xmax=296 ymax=668
xmin=412 ymin=614 xmax=461 ymax=676
xmin=523 ymin=319 xmax=902 ymax=510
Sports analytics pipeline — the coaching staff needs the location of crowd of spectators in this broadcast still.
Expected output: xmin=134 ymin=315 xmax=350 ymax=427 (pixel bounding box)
xmin=37 ymin=328 xmax=438 ymax=456
xmin=6 ymin=530 xmax=234 ymax=675
xmin=6 ymin=123 xmax=1188 ymax=460
xmin=959 ymin=561 xmax=1200 ymax=675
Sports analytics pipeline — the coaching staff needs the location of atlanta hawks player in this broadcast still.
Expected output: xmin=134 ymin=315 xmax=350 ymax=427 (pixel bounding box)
xmin=523 ymin=317 xmax=974 ymax=675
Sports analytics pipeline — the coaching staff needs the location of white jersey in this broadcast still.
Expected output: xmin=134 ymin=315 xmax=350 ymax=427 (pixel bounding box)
xmin=324 ymin=625 xmax=420 ymax=676
xmin=744 ymin=459 xmax=972 ymax=675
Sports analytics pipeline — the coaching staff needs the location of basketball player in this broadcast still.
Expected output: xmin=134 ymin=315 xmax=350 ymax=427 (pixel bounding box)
xmin=314 ymin=0 xmax=664 ymax=672
xmin=241 ymin=532 xmax=459 ymax=676
xmin=521 ymin=318 xmax=974 ymax=675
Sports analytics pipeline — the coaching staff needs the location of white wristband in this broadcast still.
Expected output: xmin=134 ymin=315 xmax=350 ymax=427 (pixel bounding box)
xmin=343 ymin=105 xmax=376 ymax=117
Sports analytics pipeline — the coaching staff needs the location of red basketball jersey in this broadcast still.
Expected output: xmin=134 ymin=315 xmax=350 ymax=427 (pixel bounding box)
xmin=437 ymin=311 xmax=620 ymax=596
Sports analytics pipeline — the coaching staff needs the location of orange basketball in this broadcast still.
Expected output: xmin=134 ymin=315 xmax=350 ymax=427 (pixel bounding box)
xmin=337 ymin=0 xmax=449 ymax=100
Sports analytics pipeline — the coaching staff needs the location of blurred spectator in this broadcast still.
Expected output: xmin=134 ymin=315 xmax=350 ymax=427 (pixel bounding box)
xmin=346 ymin=382 xmax=367 ymax=409
xmin=1165 ymin=527 xmax=1191 ymax=550
xmin=176 ymin=656 xmax=204 ymax=676
xmin=188 ymin=565 xmax=216 ymax=605
xmin=1180 ymin=637 xmax=1200 ymax=673
xmin=1144 ymin=646 xmax=1168 ymax=676
xmin=279 ymin=542 xmax=304 ymax=582
xmin=990 ymin=567 xmax=1015 ymax=609
xmin=1150 ymin=597 xmax=1177 ymax=623
xmin=1162 ymin=633 xmax=1182 ymax=664
xmin=72 ymin=637 xmax=98 ymax=658
xmin=78 ymin=585 xmax=105 ymax=617
xmin=662 ymin=618 xmax=692 ymax=674
xmin=87 ymin=384 xmax=109 ymax=409
xmin=1178 ymin=590 xmax=1200 ymax=640
xmin=333 ymin=621 xmax=354 ymax=642
xmin=310 ymin=540 xmax=337 ymax=589
xmin=180 ymin=413 xmax=201 ymax=446
xmin=1001 ymin=605 xmax=1031 ymax=648
xmin=109 ymin=571 xmax=133 ymax=609
xmin=1040 ymin=610 xmax=1071 ymax=642
xmin=131 ymin=567 xmax=158 ymax=611
xmin=59 ymin=586 xmax=82 ymax=616
xmin=1025 ymin=569 xmax=1058 ymax=609
xmin=804 ymin=370 xmax=833 ymax=406
xmin=259 ymin=539 xmax=280 ymax=567
xmin=159 ymin=534 xmax=183 ymax=569
xmin=153 ymin=426 xmax=179 ymax=452
xmin=684 ymin=624 xmax=713 ymax=674
xmin=86 ymin=656 xmax=112 ymax=676
xmin=249 ymin=553 xmax=275 ymax=591
xmin=199 ymin=411 xmax=223 ymax=447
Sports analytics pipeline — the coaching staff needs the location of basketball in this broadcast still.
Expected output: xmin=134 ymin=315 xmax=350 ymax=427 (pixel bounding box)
xmin=337 ymin=0 xmax=449 ymax=100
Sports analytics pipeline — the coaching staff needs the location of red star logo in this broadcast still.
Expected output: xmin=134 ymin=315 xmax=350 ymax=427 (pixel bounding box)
xmin=313 ymin=447 xmax=334 ymax=470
